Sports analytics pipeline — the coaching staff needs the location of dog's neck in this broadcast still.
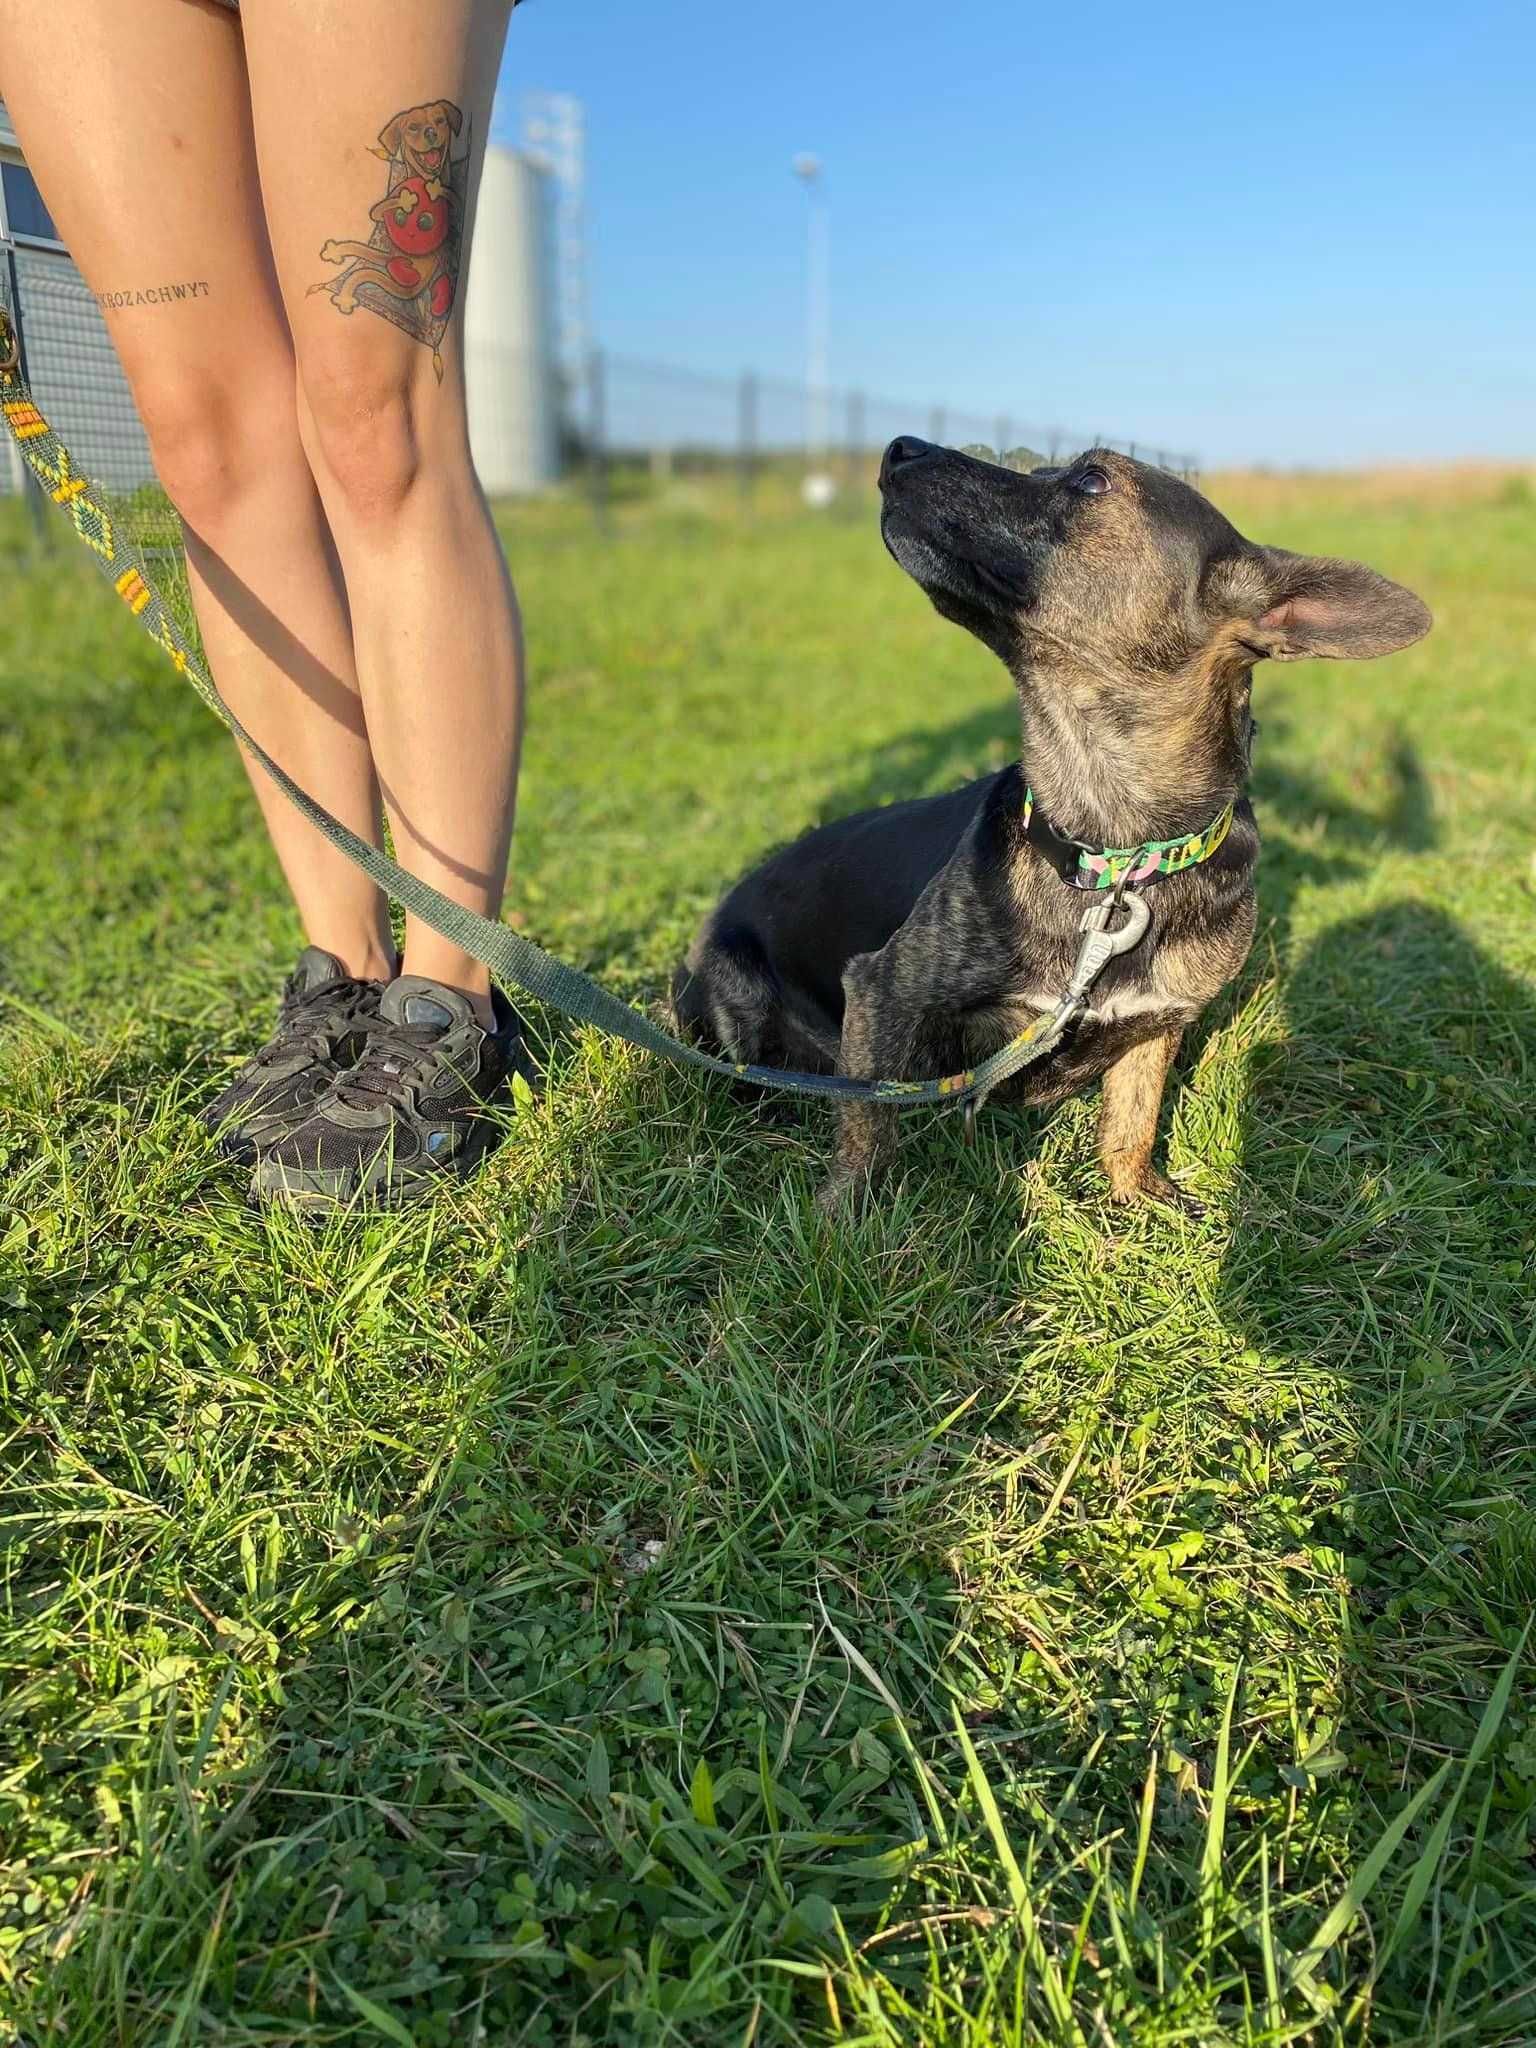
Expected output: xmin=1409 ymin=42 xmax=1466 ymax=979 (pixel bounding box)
xmin=1012 ymin=653 xmax=1253 ymax=849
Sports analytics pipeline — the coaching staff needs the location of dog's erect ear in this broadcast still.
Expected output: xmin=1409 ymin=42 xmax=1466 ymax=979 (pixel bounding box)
xmin=1232 ymin=547 xmax=1432 ymax=662
xmin=375 ymin=114 xmax=405 ymax=160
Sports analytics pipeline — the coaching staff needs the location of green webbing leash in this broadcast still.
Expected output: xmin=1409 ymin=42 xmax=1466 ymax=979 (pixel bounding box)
xmin=0 ymin=327 xmax=1148 ymax=1114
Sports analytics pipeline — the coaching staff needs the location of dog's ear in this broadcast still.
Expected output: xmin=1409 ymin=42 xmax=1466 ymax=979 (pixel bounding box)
xmin=375 ymin=114 xmax=405 ymax=160
xmin=1209 ymin=546 xmax=1431 ymax=661
xmin=442 ymin=101 xmax=464 ymax=135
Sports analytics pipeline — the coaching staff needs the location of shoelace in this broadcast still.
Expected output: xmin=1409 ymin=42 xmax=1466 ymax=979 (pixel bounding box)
xmin=256 ymin=975 xmax=377 ymax=1069
xmin=331 ymin=1018 xmax=450 ymax=1110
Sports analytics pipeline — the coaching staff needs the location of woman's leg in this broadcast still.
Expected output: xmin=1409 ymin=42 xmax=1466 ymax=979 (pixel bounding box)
xmin=241 ymin=0 xmax=522 ymax=1025
xmin=0 ymin=0 xmax=395 ymax=982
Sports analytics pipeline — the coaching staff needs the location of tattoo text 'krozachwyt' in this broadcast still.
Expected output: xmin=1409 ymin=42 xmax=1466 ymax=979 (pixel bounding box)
xmin=96 ymin=282 xmax=212 ymax=311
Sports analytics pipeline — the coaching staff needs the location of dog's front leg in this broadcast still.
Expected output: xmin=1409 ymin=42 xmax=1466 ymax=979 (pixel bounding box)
xmin=815 ymin=850 xmax=1009 ymax=1213
xmin=820 ymin=947 xmax=964 ymax=1213
xmin=819 ymin=952 xmax=901 ymax=1211
xmin=1097 ymin=1026 xmax=1202 ymax=1215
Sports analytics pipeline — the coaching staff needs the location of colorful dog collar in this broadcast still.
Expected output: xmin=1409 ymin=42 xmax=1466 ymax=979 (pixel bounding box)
xmin=1022 ymin=786 xmax=1237 ymax=892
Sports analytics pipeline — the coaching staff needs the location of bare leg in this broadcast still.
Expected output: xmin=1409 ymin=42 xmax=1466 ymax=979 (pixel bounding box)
xmin=1097 ymin=1028 xmax=1197 ymax=1210
xmin=0 ymin=0 xmax=394 ymax=981
xmin=243 ymin=0 xmax=521 ymax=1022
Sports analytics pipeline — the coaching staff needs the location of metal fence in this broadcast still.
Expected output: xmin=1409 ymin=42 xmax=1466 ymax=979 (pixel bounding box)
xmin=2 ymin=243 xmax=152 ymax=491
xmin=565 ymin=348 xmax=1198 ymax=526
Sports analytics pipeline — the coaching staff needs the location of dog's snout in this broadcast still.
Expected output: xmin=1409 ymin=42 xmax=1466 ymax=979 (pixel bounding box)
xmin=880 ymin=436 xmax=939 ymax=488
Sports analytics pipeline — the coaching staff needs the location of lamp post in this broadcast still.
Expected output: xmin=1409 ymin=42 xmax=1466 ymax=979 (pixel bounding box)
xmin=792 ymin=153 xmax=833 ymax=503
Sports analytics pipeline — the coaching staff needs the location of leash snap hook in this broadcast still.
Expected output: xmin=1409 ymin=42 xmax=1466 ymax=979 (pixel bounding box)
xmin=1067 ymin=886 xmax=1152 ymax=1002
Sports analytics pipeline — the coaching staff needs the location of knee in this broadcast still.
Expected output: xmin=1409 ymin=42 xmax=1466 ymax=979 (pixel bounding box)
xmin=298 ymin=347 xmax=442 ymax=525
xmin=134 ymin=372 xmax=298 ymax=535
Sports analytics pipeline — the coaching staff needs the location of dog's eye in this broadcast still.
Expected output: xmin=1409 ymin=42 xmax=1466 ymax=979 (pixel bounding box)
xmin=1072 ymin=466 xmax=1112 ymax=496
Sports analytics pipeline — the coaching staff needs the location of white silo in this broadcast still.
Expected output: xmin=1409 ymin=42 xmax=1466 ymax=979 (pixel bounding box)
xmin=464 ymin=146 xmax=558 ymax=494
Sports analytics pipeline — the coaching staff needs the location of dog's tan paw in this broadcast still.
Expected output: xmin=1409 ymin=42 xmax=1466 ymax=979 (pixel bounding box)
xmin=1110 ymin=1167 xmax=1206 ymax=1221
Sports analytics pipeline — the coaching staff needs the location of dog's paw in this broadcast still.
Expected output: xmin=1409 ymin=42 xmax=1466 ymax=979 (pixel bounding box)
xmin=1111 ymin=1167 xmax=1206 ymax=1221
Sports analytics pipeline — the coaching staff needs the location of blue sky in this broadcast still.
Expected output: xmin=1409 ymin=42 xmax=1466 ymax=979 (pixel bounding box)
xmin=496 ymin=0 xmax=1535 ymax=469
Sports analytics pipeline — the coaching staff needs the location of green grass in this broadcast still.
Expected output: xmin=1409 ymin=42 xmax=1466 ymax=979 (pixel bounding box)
xmin=2 ymin=469 xmax=1535 ymax=2046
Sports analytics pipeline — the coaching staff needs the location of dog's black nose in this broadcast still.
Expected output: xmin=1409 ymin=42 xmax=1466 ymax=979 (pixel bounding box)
xmin=880 ymin=435 xmax=938 ymax=487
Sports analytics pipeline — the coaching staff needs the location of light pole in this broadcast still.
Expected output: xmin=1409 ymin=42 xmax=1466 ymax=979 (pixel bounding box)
xmin=792 ymin=153 xmax=832 ymax=497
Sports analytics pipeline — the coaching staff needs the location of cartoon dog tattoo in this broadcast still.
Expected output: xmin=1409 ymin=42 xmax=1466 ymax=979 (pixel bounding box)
xmin=310 ymin=100 xmax=468 ymax=380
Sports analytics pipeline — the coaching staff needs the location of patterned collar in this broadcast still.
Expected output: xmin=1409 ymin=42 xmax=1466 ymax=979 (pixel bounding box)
xmin=1021 ymin=785 xmax=1238 ymax=892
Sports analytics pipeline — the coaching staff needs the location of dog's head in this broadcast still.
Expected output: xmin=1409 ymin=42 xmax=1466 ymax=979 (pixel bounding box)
xmin=878 ymin=439 xmax=1431 ymax=690
xmin=377 ymin=101 xmax=463 ymax=179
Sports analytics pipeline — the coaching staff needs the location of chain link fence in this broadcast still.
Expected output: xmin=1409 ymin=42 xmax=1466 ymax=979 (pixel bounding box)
xmin=2 ymin=254 xmax=1197 ymax=541
xmin=566 ymin=348 xmax=1197 ymax=528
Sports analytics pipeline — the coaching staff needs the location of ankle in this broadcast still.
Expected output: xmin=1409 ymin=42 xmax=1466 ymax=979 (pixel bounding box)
xmin=400 ymin=951 xmax=494 ymax=1028
xmin=311 ymin=936 xmax=397 ymax=983
xmin=456 ymin=985 xmax=498 ymax=1031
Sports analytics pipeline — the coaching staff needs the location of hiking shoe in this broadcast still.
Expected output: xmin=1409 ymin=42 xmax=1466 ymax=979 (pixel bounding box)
xmin=249 ymin=974 xmax=531 ymax=1213
xmin=202 ymin=947 xmax=385 ymax=1165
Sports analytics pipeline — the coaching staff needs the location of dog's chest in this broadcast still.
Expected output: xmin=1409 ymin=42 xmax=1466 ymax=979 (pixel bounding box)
xmin=963 ymin=981 xmax=1193 ymax=1068
xmin=959 ymin=920 xmax=1220 ymax=1071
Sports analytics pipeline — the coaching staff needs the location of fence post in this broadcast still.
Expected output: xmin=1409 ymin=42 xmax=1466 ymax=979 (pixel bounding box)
xmin=928 ymin=405 xmax=946 ymax=446
xmin=737 ymin=370 xmax=757 ymax=516
xmin=994 ymin=416 xmax=1011 ymax=464
xmin=587 ymin=346 xmax=610 ymax=534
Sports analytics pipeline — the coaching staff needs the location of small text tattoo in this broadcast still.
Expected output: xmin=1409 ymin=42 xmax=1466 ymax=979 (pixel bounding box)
xmin=96 ymin=281 xmax=212 ymax=311
xmin=308 ymin=98 xmax=468 ymax=380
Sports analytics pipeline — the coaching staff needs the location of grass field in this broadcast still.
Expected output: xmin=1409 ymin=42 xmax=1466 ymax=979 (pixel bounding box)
xmin=3 ymin=465 xmax=1535 ymax=2046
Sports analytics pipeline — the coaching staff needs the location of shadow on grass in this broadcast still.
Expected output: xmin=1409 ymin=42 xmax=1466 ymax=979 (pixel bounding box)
xmin=812 ymin=699 xmax=1018 ymax=825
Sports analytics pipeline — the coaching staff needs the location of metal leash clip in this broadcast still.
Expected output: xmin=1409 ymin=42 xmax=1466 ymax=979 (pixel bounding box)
xmin=1065 ymin=881 xmax=1151 ymax=1003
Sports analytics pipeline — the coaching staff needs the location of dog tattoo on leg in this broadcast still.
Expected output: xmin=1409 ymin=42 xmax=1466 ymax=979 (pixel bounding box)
xmin=309 ymin=100 xmax=468 ymax=380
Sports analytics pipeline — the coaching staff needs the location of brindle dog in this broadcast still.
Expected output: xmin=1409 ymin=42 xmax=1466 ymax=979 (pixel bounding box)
xmin=674 ymin=439 xmax=1431 ymax=1211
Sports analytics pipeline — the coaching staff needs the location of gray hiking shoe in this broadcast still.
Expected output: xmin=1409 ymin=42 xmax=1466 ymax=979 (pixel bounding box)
xmin=249 ymin=974 xmax=532 ymax=1213
xmin=202 ymin=947 xmax=385 ymax=1165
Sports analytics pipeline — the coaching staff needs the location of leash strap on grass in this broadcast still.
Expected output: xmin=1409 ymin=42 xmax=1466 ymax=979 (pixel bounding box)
xmin=2 ymin=334 xmax=1100 ymax=1112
